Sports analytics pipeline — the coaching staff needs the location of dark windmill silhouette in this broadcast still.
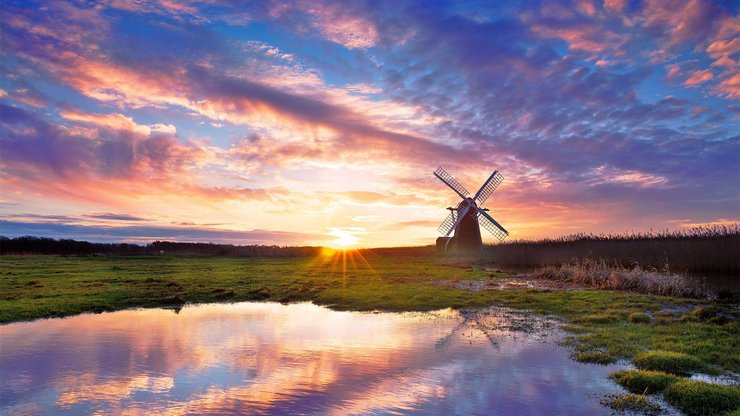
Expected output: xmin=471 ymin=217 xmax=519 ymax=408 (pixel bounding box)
xmin=434 ymin=167 xmax=509 ymax=252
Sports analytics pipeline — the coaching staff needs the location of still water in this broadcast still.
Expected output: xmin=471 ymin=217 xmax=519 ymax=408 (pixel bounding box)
xmin=1 ymin=302 xmax=628 ymax=415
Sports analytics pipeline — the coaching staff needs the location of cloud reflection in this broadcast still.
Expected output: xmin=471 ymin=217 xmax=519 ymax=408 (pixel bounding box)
xmin=0 ymin=302 xmax=628 ymax=415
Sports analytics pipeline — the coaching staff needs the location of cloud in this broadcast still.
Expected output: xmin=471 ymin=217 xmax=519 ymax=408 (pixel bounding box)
xmin=0 ymin=0 xmax=737 ymax=244
xmin=60 ymin=109 xmax=177 ymax=135
xmin=587 ymin=165 xmax=668 ymax=188
xmin=714 ymin=73 xmax=740 ymax=99
xmin=0 ymin=220 xmax=321 ymax=245
xmin=384 ymin=220 xmax=441 ymax=230
xmin=684 ymin=69 xmax=713 ymax=87
xmin=82 ymin=212 xmax=147 ymax=221
xmin=1 ymin=105 xmax=201 ymax=180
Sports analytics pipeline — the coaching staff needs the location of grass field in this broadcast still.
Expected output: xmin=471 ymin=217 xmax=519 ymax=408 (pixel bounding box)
xmin=1 ymin=253 xmax=738 ymax=415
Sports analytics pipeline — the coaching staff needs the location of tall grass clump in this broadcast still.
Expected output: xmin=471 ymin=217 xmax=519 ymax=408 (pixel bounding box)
xmin=663 ymin=380 xmax=740 ymax=416
xmin=610 ymin=370 xmax=680 ymax=394
xmin=483 ymin=225 xmax=739 ymax=274
xmin=633 ymin=351 xmax=706 ymax=374
xmin=531 ymin=259 xmax=704 ymax=297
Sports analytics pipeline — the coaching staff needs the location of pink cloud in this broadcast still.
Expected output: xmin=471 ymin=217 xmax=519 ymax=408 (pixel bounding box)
xmin=714 ymin=73 xmax=740 ymax=99
xmin=603 ymin=0 xmax=626 ymax=13
xmin=575 ymin=0 xmax=598 ymax=16
xmin=665 ymin=63 xmax=682 ymax=80
xmin=684 ymin=69 xmax=713 ymax=87
xmin=532 ymin=22 xmax=627 ymax=54
xmin=641 ymin=0 xmax=721 ymax=45
xmin=268 ymin=1 xmax=379 ymax=49
xmin=305 ymin=3 xmax=379 ymax=49
xmin=707 ymin=38 xmax=739 ymax=67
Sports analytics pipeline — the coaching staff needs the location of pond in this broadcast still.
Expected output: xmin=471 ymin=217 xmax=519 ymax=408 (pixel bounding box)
xmin=1 ymin=302 xmax=629 ymax=415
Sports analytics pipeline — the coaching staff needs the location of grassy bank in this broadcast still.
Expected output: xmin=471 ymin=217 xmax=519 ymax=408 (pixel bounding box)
xmin=2 ymin=253 xmax=738 ymax=414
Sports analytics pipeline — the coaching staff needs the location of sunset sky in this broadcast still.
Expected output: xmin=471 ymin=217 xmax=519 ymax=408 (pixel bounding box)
xmin=1 ymin=0 xmax=738 ymax=247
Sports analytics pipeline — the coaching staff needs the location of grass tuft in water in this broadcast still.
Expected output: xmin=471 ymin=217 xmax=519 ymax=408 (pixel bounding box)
xmin=633 ymin=350 xmax=706 ymax=374
xmin=600 ymin=393 xmax=662 ymax=415
xmin=610 ymin=369 xmax=680 ymax=394
xmin=663 ymin=380 xmax=740 ymax=416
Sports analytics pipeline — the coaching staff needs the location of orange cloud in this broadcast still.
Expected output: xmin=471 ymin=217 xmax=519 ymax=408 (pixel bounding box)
xmin=684 ymin=69 xmax=713 ymax=87
xmin=60 ymin=110 xmax=172 ymax=135
xmin=532 ymin=24 xmax=626 ymax=54
xmin=714 ymin=73 xmax=740 ymax=99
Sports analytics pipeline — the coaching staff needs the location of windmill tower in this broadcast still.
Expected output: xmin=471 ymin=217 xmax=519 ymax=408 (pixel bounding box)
xmin=434 ymin=167 xmax=509 ymax=252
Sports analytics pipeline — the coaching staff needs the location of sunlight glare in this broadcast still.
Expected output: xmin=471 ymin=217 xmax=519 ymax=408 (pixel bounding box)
xmin=327 ymin=228 xmax=361 ymax=249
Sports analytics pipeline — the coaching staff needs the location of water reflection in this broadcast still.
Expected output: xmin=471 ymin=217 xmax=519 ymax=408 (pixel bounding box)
xmin=1 ymin=302 xmax=627 ymax=415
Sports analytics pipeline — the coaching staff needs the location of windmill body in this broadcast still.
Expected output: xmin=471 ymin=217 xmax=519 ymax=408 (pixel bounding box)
xmin=434 ymin=167 xmax=509 ymax=253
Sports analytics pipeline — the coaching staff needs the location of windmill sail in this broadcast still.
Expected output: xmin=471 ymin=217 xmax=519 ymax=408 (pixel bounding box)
xmin=433 ymin=167 xmax=470 ymax=199
xmin=474 ymin=170 xmax=504 ymax=205
xmin=439 ymin=204 xmax=471 ymax=237
xmin=437 ymin=210 xmax=457 ymax=235
xmin=476 ymin=209 xmax=509 ymax=242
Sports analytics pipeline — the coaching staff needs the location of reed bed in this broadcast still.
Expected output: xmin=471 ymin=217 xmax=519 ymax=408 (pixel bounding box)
xmin=483 ymin=225 xmax=739 ymax=274
xmin=531 ymin=259 xmax=705 ymax=297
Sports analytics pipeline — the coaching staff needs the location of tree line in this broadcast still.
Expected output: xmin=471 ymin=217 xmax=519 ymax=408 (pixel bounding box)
xmin=0 ymin=236 xmax=321 ymax=257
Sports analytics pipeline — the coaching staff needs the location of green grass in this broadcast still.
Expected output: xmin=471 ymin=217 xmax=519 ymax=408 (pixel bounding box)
xmin=633 ymin=350 xmax=707 ymax=374
xmin=664 ymin=380 xmax=740 ymax=416
xmin=610 ymin=370 xmax=680 ymax=394
xmin=0 ymin=254 xmax=496 ymax=322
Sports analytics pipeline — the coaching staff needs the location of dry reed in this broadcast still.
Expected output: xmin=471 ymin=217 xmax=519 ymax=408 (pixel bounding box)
xmin=531 ymin=259 xmax=705 ymax=297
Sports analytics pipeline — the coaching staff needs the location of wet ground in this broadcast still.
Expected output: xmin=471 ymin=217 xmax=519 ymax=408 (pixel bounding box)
xmin=1 ymin=302 xmax=633 ymax=415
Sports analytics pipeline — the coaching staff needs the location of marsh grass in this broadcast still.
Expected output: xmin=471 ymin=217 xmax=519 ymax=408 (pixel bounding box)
xmin=600 ymin=393 xmax=662 ymax=415
xmin=633 ymin=350 xmax=707 ymax=374
xmin=628 ymin=312 xmax=652 ymax=323
xmin=663 ymin=380 xmax=740 ymax=416
xmin=610 ymin=370 xmax=680 ymax=394
xmin=531 ymin=259 xmax=704 ymax=297
xmin=483 ymin=225 xmax=739 ymax=274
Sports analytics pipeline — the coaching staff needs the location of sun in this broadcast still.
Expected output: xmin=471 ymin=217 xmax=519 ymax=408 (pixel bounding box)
xmin=326 ymin=228 xmax=361 ymax=250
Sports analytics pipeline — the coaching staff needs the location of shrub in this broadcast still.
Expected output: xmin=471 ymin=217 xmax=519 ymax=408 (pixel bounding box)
xmin=633 ymin=350 xmax=705 ymax=374
xmin=610 ymin=370 xmax=679 ymax=394
xmin=664 ymin=380 xmax=740 ymax=416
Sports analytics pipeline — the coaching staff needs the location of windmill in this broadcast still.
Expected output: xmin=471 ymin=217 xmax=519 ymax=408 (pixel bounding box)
xmin=434 ymin=167 xmax=509 ymax=252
